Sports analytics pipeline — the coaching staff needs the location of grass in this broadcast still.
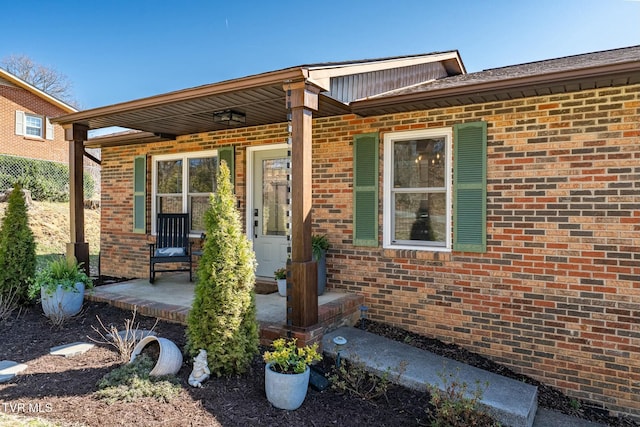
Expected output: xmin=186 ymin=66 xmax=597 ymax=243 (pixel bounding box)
xmin=0 ymin=201 xmax=100 ymax=257
xmin=0 ymin=413 xmax=87 ymax=427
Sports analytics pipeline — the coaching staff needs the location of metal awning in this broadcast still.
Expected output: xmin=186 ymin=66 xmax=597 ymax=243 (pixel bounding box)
xmin=53 ymin=67 xmax=351 ymax=143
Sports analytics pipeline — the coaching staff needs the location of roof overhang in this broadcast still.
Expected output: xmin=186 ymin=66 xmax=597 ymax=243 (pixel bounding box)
xmin=53 ymin=47 xmax=640 ymax=148
xmin=52 ymin=52 xmax=464 ymax=147
xmin=351 ymin=60 xmax=640 ymax=116
xmin=52 ymin=66 xmax=352 ymax=144
xmin=0 ymin=68 xmax=77 ymax=113
xmin=306 ymin=51 xmax=464 ymax=89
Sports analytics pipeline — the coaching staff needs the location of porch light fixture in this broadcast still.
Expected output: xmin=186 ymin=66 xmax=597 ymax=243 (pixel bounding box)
xmin=213 ymin=109 xmax=246 ymax=126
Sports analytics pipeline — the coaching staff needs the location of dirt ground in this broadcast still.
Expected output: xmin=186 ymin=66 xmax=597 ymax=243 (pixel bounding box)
xmin=1 ymin=301 xmax=637 ymax=427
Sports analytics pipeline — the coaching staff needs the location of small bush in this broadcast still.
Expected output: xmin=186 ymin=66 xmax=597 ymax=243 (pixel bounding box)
xmin=329 ymin=358 xmax=406 ymax=402
xmin=91 ymin=306 xmax=158 ymax=363
xmin=0 ymin=288 xmax=17 ymax=323
xmin=427 ymin=368 xmax=499 ymax=427
xmin=95 ymin=354 xmax=180 ymax=403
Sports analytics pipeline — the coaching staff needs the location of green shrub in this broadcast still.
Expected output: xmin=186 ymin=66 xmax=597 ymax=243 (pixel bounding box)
xmin=0 ymin=155 xmax=95 ymax=202
xmin=185 ymin=161 xmax=259 ymax=376
xmin=0 ymin=184 xmax=36 ymax=306
xmin=95 ymin=354 xmax=180 ymax=403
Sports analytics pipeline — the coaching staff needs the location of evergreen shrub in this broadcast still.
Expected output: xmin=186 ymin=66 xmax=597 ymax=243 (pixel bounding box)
xmin=186 ymin=161 xmax=259 ymax=375
xmin=0 ymin=184 xmax=36 ymax=306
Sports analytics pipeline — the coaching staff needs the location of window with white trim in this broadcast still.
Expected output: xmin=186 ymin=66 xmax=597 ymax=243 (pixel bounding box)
xmin=383 ymin=128 xmax=452 ymax=251
xmin=152 ymin=150 xmax=218 ymax=234
xmin=15 ymin=111 xmax=54 ymax=140
xmin=25 ymin=114 xmax=43 ymax=137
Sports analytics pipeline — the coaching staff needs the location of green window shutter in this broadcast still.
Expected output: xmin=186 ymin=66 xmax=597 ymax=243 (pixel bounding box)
xmin=353 ymin=133 xmax=379 ymax=247
xmin=133 ymin=155 xmax=146 ymax=234
xmin=453 ymin=122 xmax=487 ymax=252
xmin=218 ymin=145 xmax=235 ymax=186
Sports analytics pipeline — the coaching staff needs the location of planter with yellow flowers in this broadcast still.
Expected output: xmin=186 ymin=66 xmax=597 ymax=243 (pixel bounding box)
xmin=263 ymin=338 xmax=322 ymax=410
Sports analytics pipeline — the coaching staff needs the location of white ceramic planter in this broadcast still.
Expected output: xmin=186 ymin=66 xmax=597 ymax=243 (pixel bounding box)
xmin=276 ymin=279 xmax=287 ymax=297
xmin=264 ymin=363 xmax=310 ymax=410
xmin=130 ymin=336 xmax=183 ymax=376
xmin=41 ymin=282 xmax=85 ymax=319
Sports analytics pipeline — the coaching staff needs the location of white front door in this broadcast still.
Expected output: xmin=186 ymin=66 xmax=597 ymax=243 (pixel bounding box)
xmin=252 ymin=148 xmax=289 ymax=278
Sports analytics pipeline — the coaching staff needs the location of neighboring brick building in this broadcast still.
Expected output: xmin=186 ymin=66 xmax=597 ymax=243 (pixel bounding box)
xmin=54 ymin=46 xmax=640 ymax=418
xmin=0 ymin=68 xmax=76 ymax=163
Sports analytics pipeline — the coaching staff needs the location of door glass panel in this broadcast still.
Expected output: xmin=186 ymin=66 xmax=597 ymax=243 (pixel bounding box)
xmin=262 ymin=158 xmax=288 ymax=236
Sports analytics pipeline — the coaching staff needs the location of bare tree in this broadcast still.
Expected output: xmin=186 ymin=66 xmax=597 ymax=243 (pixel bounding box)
xmin=1 ymin=54 xmax=78 ymax=108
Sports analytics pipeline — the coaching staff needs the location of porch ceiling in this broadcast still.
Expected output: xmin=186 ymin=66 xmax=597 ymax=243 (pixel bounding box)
xmin=53 ymin=70 xmax=352 ymax=140
xmin=85 ymin=85 xmax=351 ymax=136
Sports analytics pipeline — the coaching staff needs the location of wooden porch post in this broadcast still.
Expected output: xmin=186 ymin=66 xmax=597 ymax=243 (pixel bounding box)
xmin=284 ymin=81 xmax=321 ymax=328
xmin=64 ymin=123 xmax=90 ymax=276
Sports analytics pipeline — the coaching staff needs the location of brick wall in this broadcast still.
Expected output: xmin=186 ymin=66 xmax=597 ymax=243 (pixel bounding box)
xmin=0 ymin=84 xmax=70 ymax=163
xmin=100 ymin=124 xmax=287 ymax=278
xmin=99 ymin=84 xmax=640 ymax=417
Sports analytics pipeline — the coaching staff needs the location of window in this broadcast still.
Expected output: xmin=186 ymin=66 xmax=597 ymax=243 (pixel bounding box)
xmin=25 ymin=114 xmax=43 ymax=137
xmin=15 ymin=111 xmax=53 ymax=140
xmin=383 ymin=128 xmax=452 ymax=251
xmin=152 ymin=150 xmax=218 ymax=234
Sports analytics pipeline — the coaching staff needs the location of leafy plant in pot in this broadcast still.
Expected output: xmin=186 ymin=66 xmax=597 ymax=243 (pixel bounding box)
xmin=274 ymin=267 xmax=287 ymax=297
xmin=263 ymin=338 xmax=322 ymax=410
xmin=312 ymin=234 xmax=329 ymax=295
xmin=29 ymin=256 xmax=93 ymax=322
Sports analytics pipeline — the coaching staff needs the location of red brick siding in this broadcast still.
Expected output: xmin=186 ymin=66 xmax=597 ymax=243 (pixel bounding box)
xmin=0 ymin=85 xmax=70 ymax=163
xmin=99 ymin=84 xmax=640 ymax=417
xmin=100 ymin=124 xmax=288 ymax=278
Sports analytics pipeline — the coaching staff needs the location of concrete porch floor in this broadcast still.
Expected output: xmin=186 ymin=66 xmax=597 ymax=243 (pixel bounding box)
xmin=87 ymin=272 xmax=364 ymax=344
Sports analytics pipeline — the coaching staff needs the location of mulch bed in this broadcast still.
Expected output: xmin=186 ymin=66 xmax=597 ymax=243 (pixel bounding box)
xmin=0 ymin=302 xmax=636 ymax=427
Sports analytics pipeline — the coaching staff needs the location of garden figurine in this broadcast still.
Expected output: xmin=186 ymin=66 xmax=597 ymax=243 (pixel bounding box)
xmin=188 ymin=349 xmax=210 ymax=387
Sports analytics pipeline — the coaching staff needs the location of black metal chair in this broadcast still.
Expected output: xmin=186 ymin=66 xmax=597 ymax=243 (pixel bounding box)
xmin=149 ymin=213 xmax=193 ymax=283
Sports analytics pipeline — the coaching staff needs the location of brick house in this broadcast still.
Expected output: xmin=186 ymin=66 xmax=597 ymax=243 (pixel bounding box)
xmin=54 ymin=45 xmax=640 ymax=418
xmin=0 ymin=67 xmax=76 ymax=163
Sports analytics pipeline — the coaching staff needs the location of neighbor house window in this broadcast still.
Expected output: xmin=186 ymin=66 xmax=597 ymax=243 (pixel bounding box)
xmin=383 ymin=128 xmax=452 ymax=251
xmin=152 ymin=150 xmax=218 ymax=234
xmin=25 ymin=114 xmax=43 ymax=137
xmin=15 ymin=111 xmax=53 ymax=140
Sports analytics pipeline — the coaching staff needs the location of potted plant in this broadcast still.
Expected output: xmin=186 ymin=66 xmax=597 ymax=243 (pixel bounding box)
xmin=312 ymin=234 xmax=329 ymax=295
xmin=263 ymin=338 xmax=322 ymax=410
xmin=274 ymin=267 xmax=287 ymax=297
xmin=29 ymin=256 xmax=93 ymax=321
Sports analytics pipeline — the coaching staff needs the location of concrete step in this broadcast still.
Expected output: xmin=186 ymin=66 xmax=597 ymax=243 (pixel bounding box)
xmin=323 ymin=327 xmax=538 ymax=427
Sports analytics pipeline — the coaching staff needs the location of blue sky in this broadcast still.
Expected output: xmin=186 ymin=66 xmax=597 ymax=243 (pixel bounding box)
xmin=2 ymin=0 xmax=639 ymax=109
